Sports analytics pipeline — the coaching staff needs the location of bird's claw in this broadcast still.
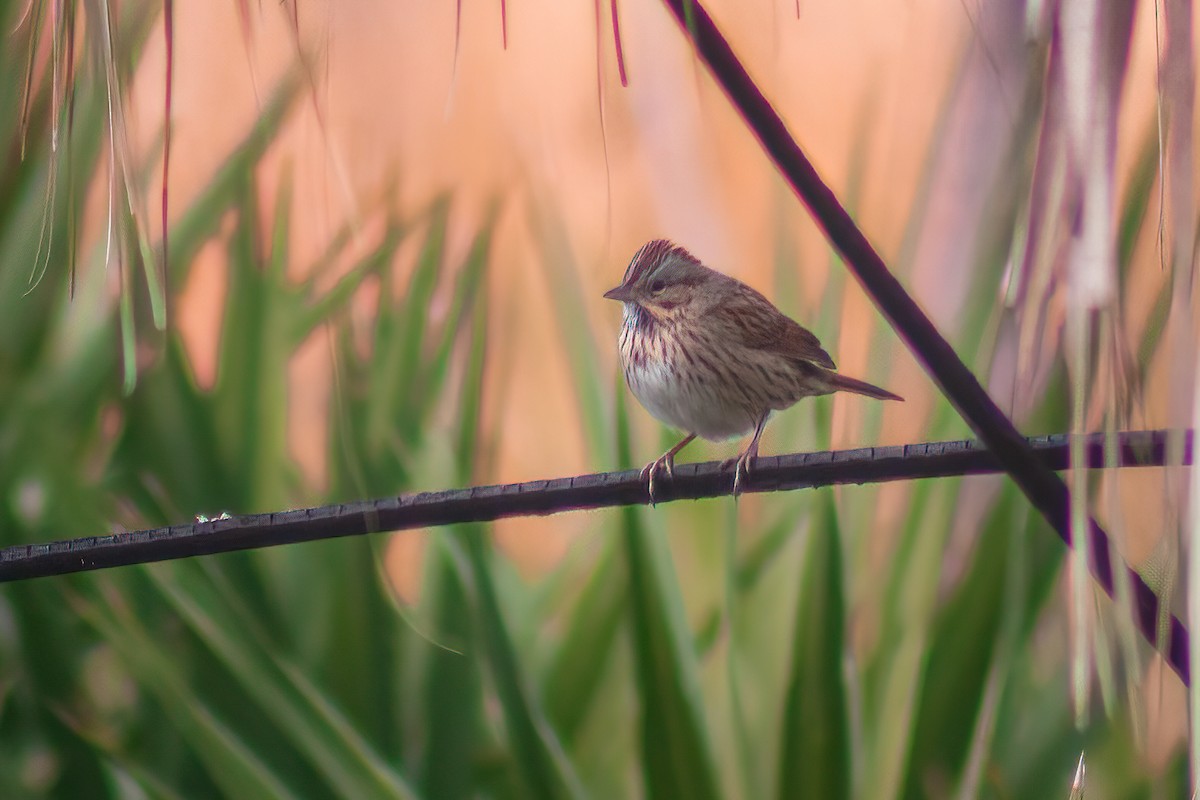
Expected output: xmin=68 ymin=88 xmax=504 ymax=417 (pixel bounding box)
xmin=721 ymin=453 xmax=755 ymax=497
xmin=640 ymin=453 xmax=676 ymax=505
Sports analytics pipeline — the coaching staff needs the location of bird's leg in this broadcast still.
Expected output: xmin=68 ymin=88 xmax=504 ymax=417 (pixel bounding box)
xmin=641 ymin=433 xmax=697 ymax=504
xmin=722 ymin=414 xmax=769 ymax=497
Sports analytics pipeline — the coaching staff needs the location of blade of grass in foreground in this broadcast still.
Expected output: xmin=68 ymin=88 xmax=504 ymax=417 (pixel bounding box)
xmin=422 ymin=257 xmax=489 ymax=798
xmin=142 ymin=562 xmax=418 ymax=800
xmin=75 ymin=585 xmax=299 ymax=800
xmin=621 ymin=503 xmax=722 ymax=800
xmin=532 ymin=201 xmax=615 ymax=466
xmin=536 ymin=208 xmax=629 ymax=748
xmin=98 ymin=759 xmax=189 ymax=800
xmin=443 ymin=285 xmax=582 ymax=800
xmin=860 ymin=477 xmax=957 ymax=800
xmin=615 ymin=386 xmax=722 ymax=800
xmin=452 ymin=527 xmax=584 ymax=800
xmin=391 ymin=201 xmax=449 ymax=440
xmin=167 ymin=73 xmax=300 ymax=288
xmin=211 ymin=177 xmax=290 ymax=510
xmin=777 ymin=490 xmax=850 ymax=800
xmin=902 ymin=484 xmax=1060 ymax=797
xmin=694 ymin=512 xmax=797 ymax=658
xmin=432 ymin=211 xmax=497 ymax=440
xmin=541 ymin=544 xmax=625 ymax=743
xmin=421 ymin=538 xmax=483 ymax=799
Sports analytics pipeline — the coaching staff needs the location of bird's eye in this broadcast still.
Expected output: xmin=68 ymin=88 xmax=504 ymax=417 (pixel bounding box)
xmin=650 ymin=280 xmax=666 ymax=294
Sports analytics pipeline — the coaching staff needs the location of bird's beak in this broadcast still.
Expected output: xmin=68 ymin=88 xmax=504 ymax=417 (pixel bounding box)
xmin=604 ymin=284 xmax=636 ymax=302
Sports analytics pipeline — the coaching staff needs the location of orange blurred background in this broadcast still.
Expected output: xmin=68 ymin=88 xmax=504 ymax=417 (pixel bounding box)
xmin=110 ymin=0 xmax=1193 ymax=754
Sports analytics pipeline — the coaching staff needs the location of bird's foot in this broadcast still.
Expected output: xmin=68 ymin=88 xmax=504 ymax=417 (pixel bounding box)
xmin=720 ymin=451 xmax=755 ymax=497
xmin=640 ymin=452 xmax=676 ymax=505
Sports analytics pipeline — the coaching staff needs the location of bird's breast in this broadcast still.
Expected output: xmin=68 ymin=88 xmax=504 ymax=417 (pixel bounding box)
xmin=617 ymin=311 xmax=759 ymax=440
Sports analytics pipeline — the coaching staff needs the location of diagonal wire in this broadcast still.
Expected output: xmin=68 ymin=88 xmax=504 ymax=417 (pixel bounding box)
xmin=657 ymin=0 xmax=1188 ymax=685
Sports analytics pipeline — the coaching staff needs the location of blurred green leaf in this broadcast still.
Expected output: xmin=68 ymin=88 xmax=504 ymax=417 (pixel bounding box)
xmin=78 ymin=584 xmax=301 ymax=800
xmin=615 ymin=389 xmax=722 ymax=800
xmin=421 ymin=540 xmax=485 ymax=800
xmin=777 ymin=492 xmax=850 ymax=800
xmin=902 ymin=484 xmax=1062 ymax=798
xmin=453 ymin=379 xmax=583 ymax=799
xmin=541 ymin=543 xmax=625 ymax=744
xmin=141 ymin=562 xmax=417 ymax=800
xmin=168 ymin=74 xmax=301 ymax=287
xmin=533 ymin=202 xmax=614 ymax=466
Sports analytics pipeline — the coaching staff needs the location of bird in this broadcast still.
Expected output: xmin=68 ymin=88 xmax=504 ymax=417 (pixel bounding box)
xmin=604 ymin=239 xmax=902 ymax=500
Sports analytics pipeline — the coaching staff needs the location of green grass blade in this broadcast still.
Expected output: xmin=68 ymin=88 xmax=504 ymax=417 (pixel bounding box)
xmin=212 ymin=178 xmax=290 ymax=510
xmin=620 ymin=510 xmax=722 ymax=800
xmin=426 ymin=215 xmax=496 ymax=437
xmin=540 ymin=372 xmax=632 ymax=749
xmin=99 ymin=760 xmax=190 ymax=800
xmin=859 ymin=477 xmax=955 ymax=800
xmin=455 ymin=273 xmax=489 ymax=477
xmin=901 ymin=484 xmax=1062 ymax=798
xmin=420 ymin=251 xmax=491 ymax=798
xmin=776 ymin=491 xmax=850 ymax=800
xmin=437 ymin=278 xmax=581 ymax=799
xmin=420 ymin=540 xmax=485 ymax=799
xmin=533 ymin=204 xmax=613 ymax=465
xmin=143 ymin=562 xmax=417 ymax=800
xmin=389 ymin=199 xmax=449 ymax=444
xmin=294 ymin=222 xmax=403 ymax=343
xmin=541 ymin=542 xmax=625 ymax=744
xmin=451 ymin=528 xmax=584 ymax=800
xmin=614 ymin=385 xmax=721 ymax=800
xmin=167 ymin=73 xmax=299 ymax=288
xmin=118 ymin=230 xmax=137 ymax=394
xmin=77 ymin=585 xmax=300 ymax=800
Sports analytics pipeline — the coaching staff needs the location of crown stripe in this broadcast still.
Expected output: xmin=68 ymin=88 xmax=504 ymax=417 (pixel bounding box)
xmin=622 ymin=239 xmax=698 ymax=285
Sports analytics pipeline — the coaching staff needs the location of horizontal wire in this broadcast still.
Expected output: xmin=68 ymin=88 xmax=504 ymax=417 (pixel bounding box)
xmin=1 ymin=429 xmax=1189 ymax=585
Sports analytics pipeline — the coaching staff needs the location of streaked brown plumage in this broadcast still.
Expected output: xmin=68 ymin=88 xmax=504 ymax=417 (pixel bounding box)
xmin=604 ymin=239 xmax=902 ymax=499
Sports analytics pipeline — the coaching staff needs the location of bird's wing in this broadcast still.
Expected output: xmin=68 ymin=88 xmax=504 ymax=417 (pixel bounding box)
xmin=718 ymin=287 xmax=836 ymax=370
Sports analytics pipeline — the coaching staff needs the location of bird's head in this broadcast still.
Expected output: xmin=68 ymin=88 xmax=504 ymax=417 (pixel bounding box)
xmin=603 ymin=240 xmax=717 ymax=318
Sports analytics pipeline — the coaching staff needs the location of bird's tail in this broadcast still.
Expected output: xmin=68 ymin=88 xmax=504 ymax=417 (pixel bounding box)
xmin=828 ymin=373 xmax=903 ymax=401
